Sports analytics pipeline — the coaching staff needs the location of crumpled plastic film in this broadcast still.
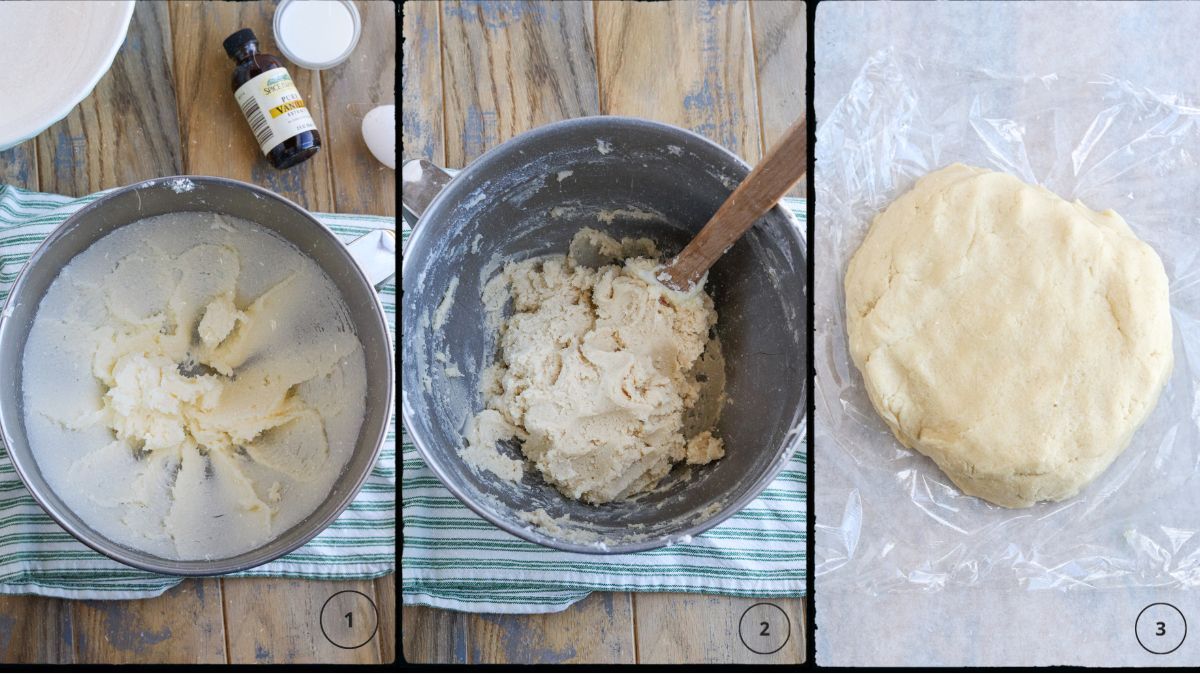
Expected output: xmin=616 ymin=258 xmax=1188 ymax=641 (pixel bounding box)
xmin=815 ymin=50 xmax=1200 ymax=593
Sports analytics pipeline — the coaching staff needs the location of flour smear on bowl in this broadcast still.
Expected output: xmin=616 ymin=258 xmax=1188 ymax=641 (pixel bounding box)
xmin=21 ymin=212 xmax=367 ymax=560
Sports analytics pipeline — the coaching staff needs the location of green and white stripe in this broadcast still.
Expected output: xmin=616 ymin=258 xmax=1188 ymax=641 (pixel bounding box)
xmin=0 ymin=184 xmax=395 ymax=599
xmin=403 ymin=197 xmax=807 ymax=614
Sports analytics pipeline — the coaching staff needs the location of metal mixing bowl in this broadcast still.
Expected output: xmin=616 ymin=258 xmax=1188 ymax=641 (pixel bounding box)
xmin=401 ymin=116 xmax=807 ymax=553
xmin=0 ymin=176 xmax=395 ymax=575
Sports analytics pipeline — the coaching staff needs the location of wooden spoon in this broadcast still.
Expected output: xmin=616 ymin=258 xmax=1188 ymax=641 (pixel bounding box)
xmin=657 ymin=115 xmax=807 ymax=292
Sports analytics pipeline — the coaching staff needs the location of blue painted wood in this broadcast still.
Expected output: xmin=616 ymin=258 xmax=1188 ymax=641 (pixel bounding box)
xmin=440 ymin=0 xmax=599 ymax=167
xmin=402 ymin=0 xmax=445 ymax=166
xmin=72 ymin=579 xmax=226 ymax=663
xmin=0 ymin=595 xmax=73 ymax=663
xmin=0 ymin=142 xmax=37 ymax=191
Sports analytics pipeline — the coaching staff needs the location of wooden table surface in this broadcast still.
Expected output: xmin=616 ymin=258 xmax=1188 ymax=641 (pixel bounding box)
xmin=0 ymin=0 xmax=395 ymax=664
xmin=401 ymin=0 xmax=805 ymax=664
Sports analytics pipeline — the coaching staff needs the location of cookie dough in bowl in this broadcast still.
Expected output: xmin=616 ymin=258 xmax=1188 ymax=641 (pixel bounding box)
xmin=20 ymin=211 xmax=368 ymax=560
xmin=462 ymin=228 xmax=726 ymax=504
xmin=845 ymin=163 xmax=1173 ymax=508
xmin=401 ymin=115 xmax=807 ymax=553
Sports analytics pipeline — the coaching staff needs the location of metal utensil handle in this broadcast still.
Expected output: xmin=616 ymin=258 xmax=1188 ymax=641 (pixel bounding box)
xmin=347 ymin=159 xmax=454 ymax=286
xmin=401 ymin=158 xmax=455 ymax=227
xmin=345 ymin=228 xmax=397 ymax=288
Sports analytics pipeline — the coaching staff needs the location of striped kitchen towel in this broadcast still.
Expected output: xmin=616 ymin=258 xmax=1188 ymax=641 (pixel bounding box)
xmin=0 ymin=184 xmax=395 ymax=599
xmin=402 ymin=197 xmax=807 ymax=614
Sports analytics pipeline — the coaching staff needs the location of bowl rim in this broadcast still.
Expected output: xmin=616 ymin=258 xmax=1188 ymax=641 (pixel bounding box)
xmin=400 ymin=114 xmax=808 ymax=554
xmin=0 ymin=1 xmax=136 ymax=151
xmin=0 ymin=175 xmax=394 ymax=575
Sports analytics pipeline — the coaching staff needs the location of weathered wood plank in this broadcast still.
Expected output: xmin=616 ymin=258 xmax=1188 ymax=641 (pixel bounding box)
xmin=0 ymin=595 xmax=72 ymax=663
xmin=36 ymin=1 xmax=181 ymax=196
xmin=633 ymin=594 xmax=805 ymax=664
xmin=222 ymin=578 xmax=382 ymax=664
xmin=401 ymin=0 xmax=444 ymax=168
xmin=468 ymin=592 xmax=634 ymax=664
xmin=16 ymin=8 xmax=223 ymax=663
xmin=434 ymin=8 xmax=628 ymax=660
xmin=71 ymin=580 xmax=225 ymax=664
xmin=0 ymin=1 xmax=398 ymax=666
xmin=596 ymin=0 xmax=761 ymax=162
xmin=595 ymin=41 xmax=797 ymax=675
xmin=0 ymin=142 xmax=39 ymax=191
xmin=398 ymin=5 xmax=452 ymax=665
xmin=169 ymin=0 xmax=335 ymax=211
xmin=440 ymin=0 xmax=599 ymax=167
xmin=324 ymin=0 xmax=396 ymax=215
xmin=749 ymin=0 xmax=806 ymax=195
xmin=401 ymin=604 xmax=468 ymax=664
xmin=170 ymin=1 xmax=386 ymax=666
xmin=375 ymin=574 xmax=396 ymax=663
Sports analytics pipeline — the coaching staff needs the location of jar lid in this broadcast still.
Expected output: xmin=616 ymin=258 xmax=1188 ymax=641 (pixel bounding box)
xmin=273 ymin=0 xmax=361 ymax=71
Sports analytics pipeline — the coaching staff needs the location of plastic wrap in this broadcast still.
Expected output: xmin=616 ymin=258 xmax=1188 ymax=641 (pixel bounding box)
xmin=815 ymin=50 xmax=1200 ymax=593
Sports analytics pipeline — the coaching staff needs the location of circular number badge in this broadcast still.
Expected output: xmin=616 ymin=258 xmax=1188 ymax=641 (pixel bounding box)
xmin=320 ymin=590 xmax=379 ymax=650
xmin=738 ymin=602 xmax=791 ymax=655
xmin=1135 ymin=603 xmax=1186 ymax=655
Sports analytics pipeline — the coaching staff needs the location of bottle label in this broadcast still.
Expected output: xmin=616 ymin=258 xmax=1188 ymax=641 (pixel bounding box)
xmin=233 ymin=67 xmax=317 ymax=155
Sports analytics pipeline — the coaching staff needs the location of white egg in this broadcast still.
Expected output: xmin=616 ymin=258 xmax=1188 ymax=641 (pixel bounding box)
xmin=361 ymin=104 xmax=395 ymax=169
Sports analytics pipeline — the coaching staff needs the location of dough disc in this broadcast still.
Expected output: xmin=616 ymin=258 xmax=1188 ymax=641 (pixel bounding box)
xmin=845 ymin=164 xmax=1173 ymax=508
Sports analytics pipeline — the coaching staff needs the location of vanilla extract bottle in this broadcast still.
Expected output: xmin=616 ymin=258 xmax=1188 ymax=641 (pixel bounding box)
xmin=223 ymin=28 xmax=321 ymax=170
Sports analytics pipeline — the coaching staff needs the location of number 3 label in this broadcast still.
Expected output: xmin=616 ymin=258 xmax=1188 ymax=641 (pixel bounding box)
xmin=1135 ymin=603 xmax=1186 ymax=655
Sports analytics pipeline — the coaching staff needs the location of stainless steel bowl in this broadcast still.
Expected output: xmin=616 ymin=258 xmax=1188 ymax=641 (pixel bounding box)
xmin=401 ymin=116 xmax=807 ymax=553
xmin=0 ymin=176 xmax=396 ymax=575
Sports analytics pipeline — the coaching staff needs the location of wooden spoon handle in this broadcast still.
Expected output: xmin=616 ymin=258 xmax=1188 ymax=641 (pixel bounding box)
xmin=659 ymin=115 xmax=807 ymax=291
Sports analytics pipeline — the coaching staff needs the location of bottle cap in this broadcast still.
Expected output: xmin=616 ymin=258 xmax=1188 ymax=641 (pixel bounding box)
xmin=222 ymin=28 xmax=258 ymax=58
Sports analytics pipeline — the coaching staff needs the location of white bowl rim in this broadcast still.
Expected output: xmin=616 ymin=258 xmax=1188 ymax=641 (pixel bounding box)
xmin=272 ymin=0 xmax=362 ymax=71
xmin=0 ymin=1 xmax=136 ymax=152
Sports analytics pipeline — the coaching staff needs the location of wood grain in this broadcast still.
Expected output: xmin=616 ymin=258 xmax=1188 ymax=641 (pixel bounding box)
xmin=0 ymin=142 xmax=39 ymax=191
xmin=72 ymin=580 xmax=226 ymax=664
xmin=401 ymin=605 xmax=468 ymax=664
xmin=749 ymin=0 xmax=806 ymax=195
xmin=324 ymin=0 xmax=396 ymax=215
xmin=375 ymin=575 xmax=396 ymax=663
xmin=0 ymin=0 xmax=396 ymax=665
xmin=37 ymin=1 xmax=181 ymax=195
xmin=397 ymin=0 xmax=805 ymax=666
xmin=407 ymin=5 xmax=647 ymax=665
xmin=596 ymin=0 xmax=762 ymax=162
xmin=169 ymin=0 xmax=335 ymax=211
xmin=169 ymin=2 xmax=391 ymax=666
xmin=468 ymin=593 xmax=635 ymax=664
xmin=222 ymin=578 xmax=381 ymax=664
xmin=440 ymin=0 xmax=600 ymax=166
xmin=0 ymin=595 xmax=72 ymax=663
xmin=634 ymin=594 xmax=805 ymax=664
xmin=401 ymin=0 xmax=445 ymax=167
xmin=401 ymin=0 xmax=443 ymax=225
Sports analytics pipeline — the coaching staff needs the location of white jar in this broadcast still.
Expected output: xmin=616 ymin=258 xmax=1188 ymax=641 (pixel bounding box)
xmin=273 ymin=0 xmax=362 ymax=71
